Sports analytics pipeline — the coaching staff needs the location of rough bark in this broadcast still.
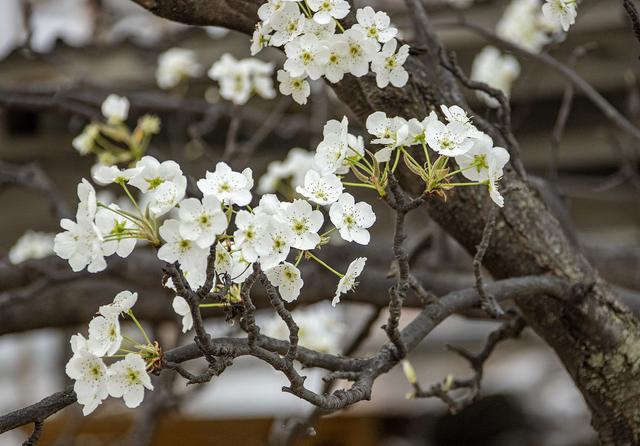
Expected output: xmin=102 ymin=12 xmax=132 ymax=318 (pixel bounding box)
xmin=62 ymin=1 xmax=640 ymax=443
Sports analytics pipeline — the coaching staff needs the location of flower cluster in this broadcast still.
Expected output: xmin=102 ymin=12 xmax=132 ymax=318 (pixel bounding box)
xmin=8 ymin=230 xmax=55 ymax=264
xmin=65 ymin=291 xmax=157 ymax=415
xmin=471 ymin=0 xmax=577 ymax=108
xmin=261 ymin=301 xmax=346 ymax=354
xmin=156 ymin=47 xmax=203 ymax=90
xmin=251 ymin=1 xmax=409 ymax=104
xmin=209 ymin=54 xmax=276 ymax=105
xmin=257 ymin=147 xmax=316 ymax=196
xmin=73 ymin=94 xmax=160 ymax=166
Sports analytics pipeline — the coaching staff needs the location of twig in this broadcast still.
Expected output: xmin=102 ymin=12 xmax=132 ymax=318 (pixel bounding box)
xmin=473 ymin=207 xmax=504 ymax=318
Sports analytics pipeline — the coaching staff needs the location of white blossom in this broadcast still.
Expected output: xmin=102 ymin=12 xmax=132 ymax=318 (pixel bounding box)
xmin=366 ymin=111 xmax=409 ymax=149
xmin=262 ymin=302 xmax=345 ymax=353
xmin=156 ymin=47 xmax=203 ymax=89
xmin=157 ymin=219 xmax=209 ymax=274
xmin=251 ymin=22 xmax=272 ymax=55
xmin=258 ymin=147 xmax=316 ymax=193
xmin=8 ymin=230 xmax=54 ymax=264
xmin=542 ymin=0 xmax=577 ymax=32
xmin=101 ymin=94 xmax=130 ymax=123
xmin=279 ymin=199 xmax=324 ymax=250
xmin=87 ymin=314 xmax=122 ymax=357
xmin=256 ymin=218 xmax=295 ymax=269
xmin=54 ymin=217 xmax=106 ymax=273
xmin=352 ymin=7 xmax=397 ymax=43
xmin=172 ymin=296 xmax=193 ymax=332
xmin=425 ymin=118 xmax=474 ymax=157
xmin=209 ymin=54 xmax=276 ymax=105
xmin=323 ymin=37 xmax=350 ymax=83
xmin=95 ymin=205 xmax=137 ymax=258
xmin=296 ymin=170 xmax=343 ymax=205
xmin=342 ymin=28 xmax=379 ymax=77
xmin=284 ymin=34 xmax=329 ymax=80
xmin=371 ymin=39 xmax=410 ymax=88
xmin=277 ymin=69 xmax=311 ymax=105
xmin=72 ymin=124 xmax=99 ymax=155
xmin=454 ymin=133 xmax=510 ymax=182
xmin=178 ymin=196 xmax=228 ymax=249
xmin=264 ymin=262 xmax=303 ymax=302
xmin=307 ymin=0 xmax=350 ymax=25
xmin=93 ymin=165 xmax=141 ymax=186
xmin=65 ymin=334 xmax=109 ymax=416
xmin=303 ymin=17 xmax=336 ymax=40
xmin=488 ymin=178 xmax=505 ymax=207
xmin=99 ymin=290 xmax=138 ymax=317
xmin=234 ymin=210 xmax=267 ymax=263
xmin=333 ymin=257 xmax=366 ymax=306
xmin=77 ymin=178 xmax=97 ymax=221
xmin=214 ymin=243 xmax=253 ymax=284
xmin=128 ymin=156 xmax=187 ymax=216
xmin=269 ymin=2 xmax=305 ymax=46
xmin=197 ymin=162 xmax=254 ymax=207
xmin=108 ymin=353 xmax=154 ymax=408
xmin=329 ymin=193 xmax=376 ymax=245
xmin=471 ymin=46 xmax=520 ymax=108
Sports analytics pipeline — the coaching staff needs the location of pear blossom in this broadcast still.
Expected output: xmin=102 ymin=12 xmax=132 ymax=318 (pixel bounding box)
xmin=277 ymin=69 xmax=311 ymax=105
xmin=234 ymin=210 xmax=268 ymax=263
xmin=209 ymin=54 xmax=276 ymax=105
xmin=95 ymin=205 xmax=137 ymax=258
xmin=329 ymin=193 xmax=376 ymax=245
xmin=324 ymin=37 xmax=350 ymax=83
xmin=256 ymin=219 xmax=296 ymax=269
xmin=471 ymin=46 xmax=520 ymax=108
xmin=262 ymin=302 xmax=345 ymax=353
xmin=342 ymin=28 xmax=379 ymax=77
xmin=101 ymin=94 xmax=129 ymax=123
xmin=269 ymin=2 xmax=305 ymax=46
xmin=178 ymin=196 xmax=228 ymax=249
xmin=296 ymin=170 xmax=343 ymax=205
xmin=353 ymin=7 xmax=397 ymax=43
xmin=251 ymin=22 xmax=272 ymax=55
xmin=280 ymin=199 xmax=324 ymax=250
xmin=54 ymin=217 xmax=106 ymax=273
xmin=497 ymin=0 xmax=561 ymax=53
xmin=99 ymin=290 xmax=138 ymax=317
xmin=371 ymin=39 xmax=410 ymax=88
xmin=333 ymin=257 xmax=366 ymax=306
xmin=264 ymin=262 xmax=303 ymax=302
xmin=542 ymin=0 xmax=577 ymax=32
xmin=172 ymin=296 xmax=193 ymax=332
xmin=77 ymin=178 xmax=97 ymax=221
xmin=87 ymin=314 xmax=122 ymax=357
xmin=315 ymin=117 xmax=350 ymax=174
xmin=72 ymin=124 xmax=99 ymax=155
xmin=9 ymin=230 xmax=54 ymax=264
xmin=366 ymin=112 xmax=409 ymax=149
xmin=157 ymin=219 xmax=209 ymax=271
xmin=488 ymin=179 xmax=505 ymax=207
xmin=303 ymin=17 xmax=336 ymax=40
xmin=258 ymin=147 xmax=316 ymax=193
xmin=213 ymin=243 xmax=253 ymax=284
xmin=284 ymin=34 xmax=329 ymax=80
xmin=108 ymin=353 xmax=154 ymax=408
xmin=197 ymin=162 xmax=254 ymax=206
xmin=307 ymin=0 xmax=350 ymax=25
xmin=128 ymin=156 xmax=187 ymax=216
xmin=93 ymin=165 xmax=141 ymax=186
xmin=65 ymin=334 xmax=109 ymax=415
xmin=258 ymin=0 xmax=287 ymax=24
xmin=425 ymin=119 xmax=474 ymax=157
xmin=156 ymin=47 xmax=203 ymax=89
xmin=454 ymin=133 xmax=510 ymax=182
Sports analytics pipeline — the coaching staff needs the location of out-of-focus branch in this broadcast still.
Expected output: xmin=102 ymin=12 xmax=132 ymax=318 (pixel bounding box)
xmin=435 ymin=18 xmax=640 ymax=144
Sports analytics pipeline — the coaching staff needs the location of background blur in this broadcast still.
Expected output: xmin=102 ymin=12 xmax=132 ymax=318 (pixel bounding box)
xmin=1 ymin=0 xmax=639 ymax=445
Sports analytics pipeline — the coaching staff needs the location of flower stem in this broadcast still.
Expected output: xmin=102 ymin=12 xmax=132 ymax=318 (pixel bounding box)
xmin=306 ymin=251 xmax=344 ymax=278
xmin=127 ymin=310 xmax=152 ymax=346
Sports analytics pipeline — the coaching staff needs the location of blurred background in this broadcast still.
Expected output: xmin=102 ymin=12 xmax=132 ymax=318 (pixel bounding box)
xmin=1 ymin=0 xmax=639 ymax=445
